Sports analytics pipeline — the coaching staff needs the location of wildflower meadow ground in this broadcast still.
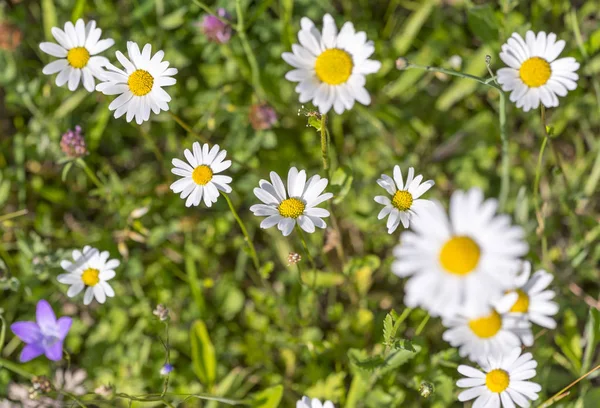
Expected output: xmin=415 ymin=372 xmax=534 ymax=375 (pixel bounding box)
xmin=1 ymin=1 xmax=599 ymax=407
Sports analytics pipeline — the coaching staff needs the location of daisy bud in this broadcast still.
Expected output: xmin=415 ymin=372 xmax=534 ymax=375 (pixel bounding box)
xmin=249 ymin=103 xmax=277 ymax=130
xmin=287 ymin=252 xmax=302 ymax=265
xmin=395 ymin=57 xmax=409 ymax=70
xmin=419 ymin=382 xmax=434 ymax=398
xmin=199 ymin=8 xmax=232 ymax=44
xmin=0 ymin=21 xmax=22 ymax=51
xmin=60 ymin=126 xmax=87 ymax=158
xmin=160 ymin=363 xmax=174 ymax=376
xmin=153 ymin=304 xmax=170 ymax=321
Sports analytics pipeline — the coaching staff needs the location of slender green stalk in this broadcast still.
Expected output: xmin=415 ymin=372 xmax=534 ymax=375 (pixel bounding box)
xmin=235 ymin=0 xmax=266 ymax=100
xmin=169 ymin=111 xmax=209 ymax=143
xmin=296 ymin=225 xmax=316 ymax=270
xmin=541 ymin=106 xmax=571 ymax=191
xmin=320 ymin=113 xmax=330 ymax=171
xmin=0 ymin=315 xmax=6 ymax=355
xmin=0 ymin=209 xmax=28 ymax=223
xmin=415 ymin=313 xmax=430 ymax=335
xmin=221 ymin=192 xmax=261 ymax=273
xmin=404 ymin=63 xmax=510 ymax=210
xmin=539 ymin=363 xmax=600 ymax=408
xmin=0 ymin=357 xmax=35 ymax=379
xmin=533 ymin=137 xmax=549 ymax=207
xmin=76 ymin=159 xmax=104 ymax=190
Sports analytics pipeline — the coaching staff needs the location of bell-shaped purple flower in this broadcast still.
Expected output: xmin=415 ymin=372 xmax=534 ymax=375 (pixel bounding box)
xmin=10 ymin=300 xmax=72 ymax=362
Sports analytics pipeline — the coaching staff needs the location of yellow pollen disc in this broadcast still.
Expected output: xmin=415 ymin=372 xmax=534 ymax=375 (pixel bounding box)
xmin=278 ymin=197 xmax=305 ymax=219
xmin=81 ymin=268 xmax=100 ymax=286
xmin=485 ymin=369 xmax=510 ymax=393
xmin=439 ymin=236 xmax=481 ymax=276
xmin=468 ymin=311 xmax=502 ymax=339
xmin=128 ymin=69 xmax=154 ymax=96
xmin=314 ymin=48 xmax=353 ymax=85
xmin=392 ymin=190 xmax=413 ymax=211
xmin=519 ymin=57 xmax=551 ymax=88
xmin=67 ymin=47 xmax=90 ymax=69
xmin=509 ymin=289 xmax=530 ymax=313
xmin=192 ymin=165 xmax=213 ymax=185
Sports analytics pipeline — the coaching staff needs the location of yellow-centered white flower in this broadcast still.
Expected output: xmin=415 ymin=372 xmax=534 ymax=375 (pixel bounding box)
xmin=374 ymin=165 xmax=434 ymax=233
xmin=442 ymin=309 xmax=532 ymax=364
xmin=497 ymin=31 xmax=579 ymax=112
xmin=493 ymin=261 xmax=558 ymax=329
xmin=457 ymin=348 xmax=541 ymax=408
xmin=39 ymin=19 xmax=114 ymax=92
xmin=57 ymin=246 xmax=119 ymax=305
xmin=391 ymin=188 xmax=528 ymax=318
xmin=96 ymin=42 xmax=177 ymax=124
xmin=169 ymin=142 xmax=232 ymax=207
xmin=282 ymin=14 xmax=381 ymax=114
xmin=297 ymin=397 xmax=334 ymax=408
xmin=250 ymin=167 xmax=333 ymax=237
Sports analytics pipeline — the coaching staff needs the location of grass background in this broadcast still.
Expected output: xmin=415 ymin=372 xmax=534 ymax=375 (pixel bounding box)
xmin=1 ymin=0 xmax=599 ymax=406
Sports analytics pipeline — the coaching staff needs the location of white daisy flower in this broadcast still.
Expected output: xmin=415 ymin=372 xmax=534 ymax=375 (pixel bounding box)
xmin=494 ymin=261 xmax=558 ymax=329
xmin=497 ymin=31 xmax=579 ymax=112
xmin=282 ymin=14 xmax=381 ymax=114
xmin=39 ymin=19 xmax=114 ymax=92
xmin=96 ymin=41 xmax=177 ymax=124
xmin=374 ymin=165 xmax=434 ymax=233
xmin=169 ymin=142 xmax=232 ymax=208
xmin=250 ymin=167 xmax=333 ymax=237
xmin=457 ymin=348 xmax=541 ymax=408
xmin=57 ymin=246 xmax=119 ymax=305
xmin=297 ymin=396 xmax=334 ymax=408
xmin=442 ymin=309 xmax=532 ymax=364
xmin=391 ymin=188 xmax=528 ymax=318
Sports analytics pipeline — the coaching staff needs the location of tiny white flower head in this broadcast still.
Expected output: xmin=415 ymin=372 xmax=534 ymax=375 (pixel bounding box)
xmin=57 ymin=246 xmax=119 ymax=305
xmin=39 ymin=19 xmax=114 ymax=92
xmin=96 ymin=41 xmax=177 ymax=124
xmin=457 ymin=348 xmax=541 ymax=407
xmin=374 ymin=165 xmax=434 ymax=233
xmin=282 ymin=14 xmax=381 ymax=114
xmin=442 ymin=309 xmax=532 ymax=365
xmin=391 ymin=188 xmax=528 ymax=318
xmin=170 ymin=142 xmax=232 ymax=207
xmin=497 ymin=31 xmax=579 ymax=112
xmin=250 ymin=167 xmax=333 ymax=237
xmin=297 ymin=396 xmax=334 ymax=408
xmin=494 ymin=261 xmax=558 ymax=329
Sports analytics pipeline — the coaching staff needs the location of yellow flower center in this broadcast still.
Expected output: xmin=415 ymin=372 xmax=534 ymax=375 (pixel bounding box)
xmin=485 ymin=369 xmax=510 ymax=393
xmin=128 ymin=69 xmax=154 ymax=96
xmin=67 ymin=47 xmax=90 ymax=69
xmin=519 ymin=57 xmax=552 ymax=88
xmin=192 ymin=165 xmax=213 ymax=185
xmin=468 ymin=311 xmax=502 ymax=339
xmin=314 ymin=48 xmax=353 ymax=85
xmin=278 ymin=197 xmax=305 ymax=219
xmin=509 ymin=289 xmax=530 ymax=313
xmin=439 ymin=236 xmax=481 ymax=276
xmin=81 ymin=268 xmax=100 ymax=286
xmin=392 ymin=190 xmax=413 ymax=211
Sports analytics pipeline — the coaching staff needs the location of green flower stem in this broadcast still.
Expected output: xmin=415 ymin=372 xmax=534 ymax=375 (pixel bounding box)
xmin=320 ymin=113 xmax=330 ymax=172
xmin=75 ymin=159 xmax=104 ymax=190
xmin=169 ymin=111 xmax=209 ymax=143
xmin=0 ymin=357 xmax=34 ymax=379
xmin=221 ymin=192 xmax=261 ymax=274
xmin=235 ymin=0 xmax=266 ymax=100
xmin=404 ymin=63 xmax=510 ymax=210
xmin=113 ymin=392 xmax=250 ymax=406
xmin=539 ymin=363 xmax=600 ymax=408
xmin=295 ymin=225 xmax=316 ymax=270
xmin=0 ymin=209 xmax=28 ymax=223
xmin=415 ymin=313 xmax=430 ymax=336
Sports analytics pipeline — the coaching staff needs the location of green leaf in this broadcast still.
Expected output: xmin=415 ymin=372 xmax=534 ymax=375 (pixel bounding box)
xmin=160 ymin=7 xmax=188 ymax=30
xmin=190 ymin=320 xmax=217 ymax=386
xmin=41 ymin=0 xmax=58 ymax=41
xmin=305 ymin=372 xmax=346 ymax=402
xmin=582 ymin=308 xmax=600 ymax=373
xmin=300 ymin=271 xmax=344 ymax=288
xmin=467 ymin=5 xmax=500 ymax=43
xmin=252 ymin=385 xmax=283 ymax=408
xmin=330 ymin=165 xmax=353 ymax=205
xmin=55 ymin=90 xmax=88 ymax=119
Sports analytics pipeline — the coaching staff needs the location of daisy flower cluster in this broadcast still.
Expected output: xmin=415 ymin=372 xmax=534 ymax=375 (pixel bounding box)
xmin=13 ymin=9 xmax=583 ymax=408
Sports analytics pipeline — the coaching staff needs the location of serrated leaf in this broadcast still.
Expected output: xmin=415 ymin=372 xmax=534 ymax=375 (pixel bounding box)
xmin=190 ymin=320 xmax=217 ymax=386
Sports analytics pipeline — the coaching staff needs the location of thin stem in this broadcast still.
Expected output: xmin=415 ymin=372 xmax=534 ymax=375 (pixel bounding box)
xmin=0 ymin=209 xmax=28 ymax=223
xmin=404 ymin=63 xmax=510 ymax=210
xmin=0 ymin=357 xmax=35 ymax=379
xmin=415 ymin=313 xmax=430 ymax=336
xmin=235 ymin=0 xmax=266 ymax=100
xmin=541 ymin=106 xmax=571 ymax=191
xmin=533 ymin=135 xmax=549 ymax=266
xmin=539 ymin=363 xmax=600 ymax=408
xmin=296 ymin=225 xmax=316 ymax=270
xmin=76 ymin=159 xmax=104 ymax=190
xmin=320 ymin=113 xmax=330 ymax=171
xmin=169 ymin=111 xmax=209 ymax=143
xmin=221 ymin=192 xmax=261 ymax=273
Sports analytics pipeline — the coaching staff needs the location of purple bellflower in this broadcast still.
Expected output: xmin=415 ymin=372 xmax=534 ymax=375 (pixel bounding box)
xmin=10 ymin=300 xmax=72 ymax=362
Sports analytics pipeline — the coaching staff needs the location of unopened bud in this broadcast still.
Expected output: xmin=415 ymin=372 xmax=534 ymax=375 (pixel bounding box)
xmin=395 ymin=57 xmax=409 ymax=70
xmin=249 ymin=103 xmax=277 ymax=130
xmin=31 ymin=376 xmax=52 ymax=393
xmin=60 ymin=126 xmax=87 ymax=158
xmin=153 ymin=304 xmax=170 ymax=321
xmin=287 ymin=252 xmax=302 ymax=265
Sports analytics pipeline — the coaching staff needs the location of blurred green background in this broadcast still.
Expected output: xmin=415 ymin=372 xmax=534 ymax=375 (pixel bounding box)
xmin=1 ymin=0 xmax=599 ymax=406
